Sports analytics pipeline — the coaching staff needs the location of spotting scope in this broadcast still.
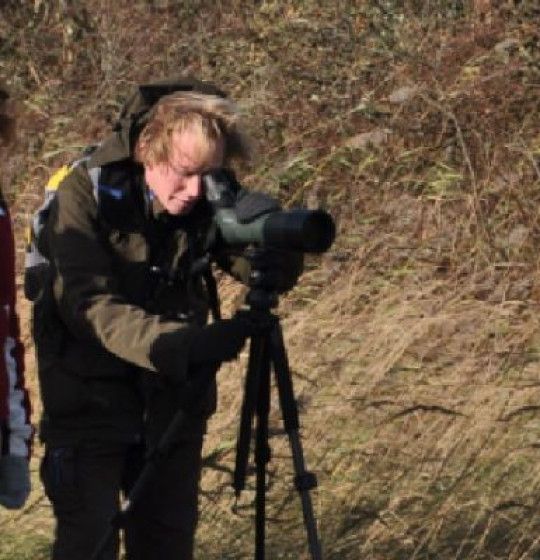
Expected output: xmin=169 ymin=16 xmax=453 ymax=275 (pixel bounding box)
xmin=203 ymin=169 xmax=335 ymax=254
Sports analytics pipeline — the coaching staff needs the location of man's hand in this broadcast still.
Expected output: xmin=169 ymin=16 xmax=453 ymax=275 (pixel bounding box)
xmin=188 ymin=315 xmax=255 ymax=365
xmin=150 ymin=314 xmax=260 ymax=385
xmin=0 ymin=455 xmax=31 ymax=510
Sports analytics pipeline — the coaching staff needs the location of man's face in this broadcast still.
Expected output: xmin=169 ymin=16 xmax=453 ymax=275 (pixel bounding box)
xmin=144 ymin=127 xmax=224 ymax=215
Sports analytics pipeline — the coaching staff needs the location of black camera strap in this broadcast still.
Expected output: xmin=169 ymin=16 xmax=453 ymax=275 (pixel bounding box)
xmin=190 ymin=252 xmax=221 ymax=322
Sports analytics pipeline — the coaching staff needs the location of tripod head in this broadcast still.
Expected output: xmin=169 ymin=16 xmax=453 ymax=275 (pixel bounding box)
xmin=245 ymin=286 xmax=279 ymax=313
xmin=241 ymin=245 xmax=303 ymax=313
xmin=243 ymin=248 xmax=280 ymax=312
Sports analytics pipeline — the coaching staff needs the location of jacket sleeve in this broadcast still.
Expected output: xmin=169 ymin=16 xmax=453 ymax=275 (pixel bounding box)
xmin=46 ymin=167 xmax=196 ymax=376
xmin=0 ymin=192 xmax=32 ymax=459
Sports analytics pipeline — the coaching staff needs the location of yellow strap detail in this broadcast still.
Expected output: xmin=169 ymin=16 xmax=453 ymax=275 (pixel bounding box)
xmin=46 ymin=165 xmax=71 ymax=190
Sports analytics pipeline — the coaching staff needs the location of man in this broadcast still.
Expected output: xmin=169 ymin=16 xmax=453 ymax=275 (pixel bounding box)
xmin=0 ymin=84 xmax=32 ymax=511
xmin=32 ymin=77 xmax=301 ymax=559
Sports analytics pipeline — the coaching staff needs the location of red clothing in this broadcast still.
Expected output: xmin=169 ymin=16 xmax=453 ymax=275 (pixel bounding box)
xmin=0 ymin=190 xmax=31 ymax=457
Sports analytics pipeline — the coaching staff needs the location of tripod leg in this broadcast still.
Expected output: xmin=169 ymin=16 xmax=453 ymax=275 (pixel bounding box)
xmin=234 ymin=332 xmax=266 ymax=497
xmin=254 ymin=338 xmax=272 ymax=560
xmin=269 ymin=322 xmax=323 ymax=560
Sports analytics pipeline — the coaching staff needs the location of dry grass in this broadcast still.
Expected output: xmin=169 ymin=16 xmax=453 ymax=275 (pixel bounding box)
xmin=1 ymin=1 xmax=540 ymax=558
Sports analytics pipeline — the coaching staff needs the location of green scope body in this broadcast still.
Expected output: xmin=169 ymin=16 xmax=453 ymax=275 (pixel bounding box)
xmin=204 ymin=170 xmax=336 ymax=253
xmin=213 ymin=207 xmax=335 ymax=254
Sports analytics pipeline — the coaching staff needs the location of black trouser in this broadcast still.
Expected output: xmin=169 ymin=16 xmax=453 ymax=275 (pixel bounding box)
xmin=40 ymin=436 xmax=204 ymax=560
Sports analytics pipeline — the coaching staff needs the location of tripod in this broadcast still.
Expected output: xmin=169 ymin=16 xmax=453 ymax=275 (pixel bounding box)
xmin=91 ymin=255 xmax=323 ymax=560
xmin=234 ymin=283 xmax=322 ymax=560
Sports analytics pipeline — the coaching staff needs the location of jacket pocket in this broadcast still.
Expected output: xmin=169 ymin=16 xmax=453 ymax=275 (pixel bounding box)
xmin=62 ymin=340 xmax=132 ymax=379
xmin=40 ymin=447 xmax=83 ymax=514
xmin=38 ymin=366 xmax=92 ymax=418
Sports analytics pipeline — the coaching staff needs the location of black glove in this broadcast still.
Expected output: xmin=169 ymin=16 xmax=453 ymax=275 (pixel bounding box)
xmin=188 ymin=316 xmax=254 ymax=365
xmin=150 ymin=314 xmax=257 ymax=385
xmin=247 ymin=248 xmax=304 ymax=293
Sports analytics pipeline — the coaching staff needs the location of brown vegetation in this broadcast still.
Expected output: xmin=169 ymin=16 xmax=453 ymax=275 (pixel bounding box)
xmin=1 ymin=1 xmax=539 ymax=558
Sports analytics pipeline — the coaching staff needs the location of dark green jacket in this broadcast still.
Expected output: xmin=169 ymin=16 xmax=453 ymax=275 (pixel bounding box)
xmin=35 ymin=129 xmax=226 ymax=446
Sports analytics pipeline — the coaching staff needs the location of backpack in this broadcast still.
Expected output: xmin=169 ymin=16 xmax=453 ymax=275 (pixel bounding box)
xmin=24 ymin=77 xmax=226 ymax=315
xmin=24 ymin=147 xmax=98 ymax=302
